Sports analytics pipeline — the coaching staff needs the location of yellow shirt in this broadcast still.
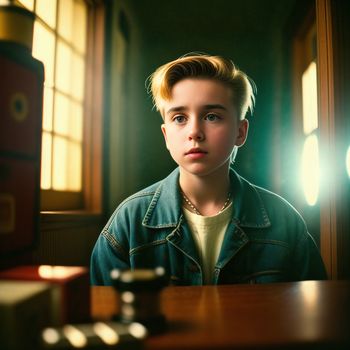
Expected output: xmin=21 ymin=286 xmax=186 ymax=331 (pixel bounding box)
xmin=183 ymin=203 xmax=233 ymax=284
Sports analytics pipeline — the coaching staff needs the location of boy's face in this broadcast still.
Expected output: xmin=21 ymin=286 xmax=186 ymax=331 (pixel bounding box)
xmin=161 ymin=78 xmax=248 ymax=178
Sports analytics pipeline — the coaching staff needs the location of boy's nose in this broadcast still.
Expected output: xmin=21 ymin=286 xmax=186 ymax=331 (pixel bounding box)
xmin=188 ymin=121 xmax=205 ymax=141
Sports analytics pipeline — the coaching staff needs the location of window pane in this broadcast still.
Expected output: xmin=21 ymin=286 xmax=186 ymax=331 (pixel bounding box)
xmin=32 ymin=21 xmax=56 ymax=87
xmin=43 ymin=87 xmax=53 ymax=131
xmin=70 ymin=102 xmax=83 ymax=141
xmin=56 ymin=40 xmax=72 ymax=94
xmin=16 ymin=0 xmax=34 ymax=10
xmin=71 ymin=53 xmax=85 ymax=101
xmin=58 ymin=0 xmax=74 ymax=43
xmin=54 ymin=92 xmax=70 ymax=136
xmin=36 ymin=0 xmax=57 ymax=29
xmin=68 ymin=142 xmax=82 ymax=191
xmin=73 ymin=0 xmax=87 ymax=54
xmin=52 ymin=135 xmax=68 ymax=190
xmin=302 ymin=61 xmax=318 ymax=135
xmin=41 ymin=132 xmax=52 ymax=189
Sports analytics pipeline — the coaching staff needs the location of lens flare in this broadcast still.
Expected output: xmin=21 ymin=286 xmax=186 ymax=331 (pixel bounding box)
xmin=301 ymin=135 xmax=319 ymax=206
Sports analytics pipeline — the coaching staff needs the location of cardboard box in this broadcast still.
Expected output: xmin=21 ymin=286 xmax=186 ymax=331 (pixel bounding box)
xmin=0 ymin=280 xmax=52 ymax=350
xmin=0 ymin=265 xmax=91 ymax=326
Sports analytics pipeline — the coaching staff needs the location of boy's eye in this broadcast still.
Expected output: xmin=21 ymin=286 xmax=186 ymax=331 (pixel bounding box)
xmin=205 ymin=113 xmax=220 ymax=122
xmin=173 ymin=115 xmax=186 ymax=124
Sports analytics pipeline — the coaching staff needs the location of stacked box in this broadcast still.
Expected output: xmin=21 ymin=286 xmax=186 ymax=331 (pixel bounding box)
xmin=0 ymin=280 xmax=52 ymax=350
xmin=0 ymin=265 xmax=91 ymax=326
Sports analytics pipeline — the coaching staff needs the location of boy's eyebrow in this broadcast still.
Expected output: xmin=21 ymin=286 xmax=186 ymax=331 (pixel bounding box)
xmin=166 ymin=104 xmax=228 ymax=115
xmin=166 ymin=106 xmax=187 ymax=115
xmin=203 ymin=104 xmax=228 ymax=111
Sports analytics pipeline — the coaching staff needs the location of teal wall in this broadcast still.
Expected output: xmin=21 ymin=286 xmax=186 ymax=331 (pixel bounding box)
xmin=104 ymin=0 xmax=302 ymax=216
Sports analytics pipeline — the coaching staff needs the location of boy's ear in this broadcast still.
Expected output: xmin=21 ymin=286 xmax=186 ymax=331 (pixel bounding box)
xmin=235 ymin=119 xmax=249 ymax=147
xmin=160 ymin=124 xmax=169 ymax=149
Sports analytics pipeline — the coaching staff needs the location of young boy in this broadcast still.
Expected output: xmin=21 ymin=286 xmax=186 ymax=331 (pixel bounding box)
xmin=90 ymin=54 xmax=327 ymax=285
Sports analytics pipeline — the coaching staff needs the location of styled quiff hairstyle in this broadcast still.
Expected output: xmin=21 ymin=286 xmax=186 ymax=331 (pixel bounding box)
xmin=148 ymin=54 xmax=256 ymax=120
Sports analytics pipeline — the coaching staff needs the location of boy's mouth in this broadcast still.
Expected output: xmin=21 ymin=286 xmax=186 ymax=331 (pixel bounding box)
xmin=185 ymin=148 xmax=208 ymax=155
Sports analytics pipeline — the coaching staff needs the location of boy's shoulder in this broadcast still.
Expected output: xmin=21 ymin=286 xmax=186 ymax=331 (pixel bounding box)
xmin=104 ymin=169 xmax=181 ymax=233
xmin=254 ymin=184 xmax=301 ymax=215
xmin=103 ymin=181 xmax=161 ymax=232
xmin=115 ymin=179 xmax=163 ymax=213
xmin=233 ymin=170 xmax=306 ymax=225
xmin=109 ymin=168 xmax=179 ymax=215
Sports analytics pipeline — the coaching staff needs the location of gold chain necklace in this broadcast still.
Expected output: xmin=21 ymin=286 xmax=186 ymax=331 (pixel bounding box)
xmin=181 ymin=191 xmax=232 ymax=216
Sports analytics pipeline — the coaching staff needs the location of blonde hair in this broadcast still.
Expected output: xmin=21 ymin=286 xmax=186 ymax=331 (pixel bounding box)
xmin=148 ymin=53 xmax=256 ymax=120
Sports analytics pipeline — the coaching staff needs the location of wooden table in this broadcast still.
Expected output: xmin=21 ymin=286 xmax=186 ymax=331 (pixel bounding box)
xmin=91 ymin=281 xmax=350 ymax=349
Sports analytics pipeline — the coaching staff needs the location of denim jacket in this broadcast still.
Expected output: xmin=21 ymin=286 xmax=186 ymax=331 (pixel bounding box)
xmin=90 ymin=167 xmax=327 ymax=285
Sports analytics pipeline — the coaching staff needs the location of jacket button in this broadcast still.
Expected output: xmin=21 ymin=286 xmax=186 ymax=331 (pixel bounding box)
xmin=188 ymin=264 xmax=199 ymax=273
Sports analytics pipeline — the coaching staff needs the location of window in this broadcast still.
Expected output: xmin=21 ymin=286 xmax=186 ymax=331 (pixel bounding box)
xmin=293 ymin=19 xmax=320 ymax=207
xmin=290 ymin=6 xmax=323 ymax=248
xmin=16 ymin=0 xmax=103 ymax=212
xmin=301 ymin=60 xmax=319 ymax=206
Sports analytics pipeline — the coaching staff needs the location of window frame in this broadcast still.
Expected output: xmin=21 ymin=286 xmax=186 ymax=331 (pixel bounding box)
xmin=34 ymin=0 xmax=104 ymax=214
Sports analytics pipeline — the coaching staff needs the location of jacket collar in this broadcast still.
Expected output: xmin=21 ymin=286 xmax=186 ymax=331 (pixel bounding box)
xmin=229 ymin=169 xmax=271 ymax=228
xmin=142 ymin=167 xmax=271 ymax=229
xmin=142 ymin=168 xmax=183 ymax=228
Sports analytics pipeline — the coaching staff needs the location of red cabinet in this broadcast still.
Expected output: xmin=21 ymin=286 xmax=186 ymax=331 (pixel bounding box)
xmin=0 ymin=42 xmax=44 ymax=257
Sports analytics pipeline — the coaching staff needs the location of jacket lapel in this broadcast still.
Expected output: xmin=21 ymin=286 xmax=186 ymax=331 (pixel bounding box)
xmin=166 ymin=216 xmax=201 ymax=267
xmin=216 ymin=220 xmax=249 ymax=269
xmin=216 ymin=168 xmax=271 ymax=269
